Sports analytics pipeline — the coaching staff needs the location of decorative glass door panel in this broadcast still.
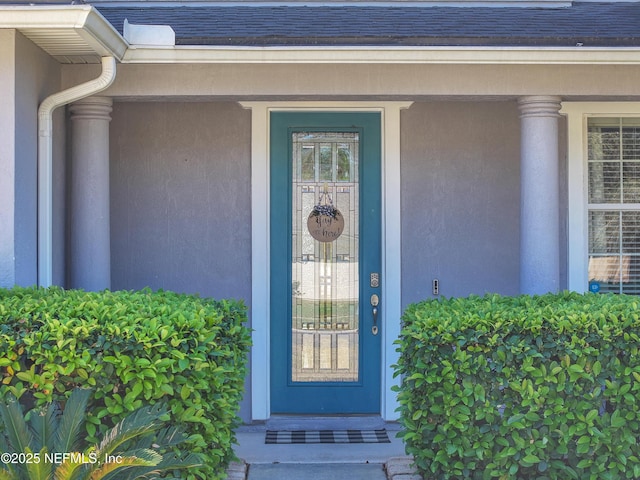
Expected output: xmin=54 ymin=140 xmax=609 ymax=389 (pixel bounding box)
xmin=270 ymin=111 xmax=381 ymax=414
xmin=291 ymin=132 xmax=360 ymax=382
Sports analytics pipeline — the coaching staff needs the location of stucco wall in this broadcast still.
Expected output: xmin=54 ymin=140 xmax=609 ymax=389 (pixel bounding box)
xmin=64 ymin=63 xmax=640 ymax=101
xmin=109 ymin=101 xmax=252 ymax=419
xmin=14 ymin=31 xmax=64 ymax=287
xmin=0 ymin=30 xmax=16 ymax=288
xmin=401 ymin=101 xmax=522 ymax=306
xmin=110 ymin=101 xmax=251 ymax=299
xmin=0 ymin=30 xmax=62 ymax=288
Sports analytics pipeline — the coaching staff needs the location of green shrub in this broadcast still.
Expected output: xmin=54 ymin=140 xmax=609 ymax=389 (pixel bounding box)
xmin=0 ymin=388 xmax=202 ymax=480
xmin=0 ymin=286 xmax=251 ymax=480
xmin=394 ymin=292 xmax=640 ymax=480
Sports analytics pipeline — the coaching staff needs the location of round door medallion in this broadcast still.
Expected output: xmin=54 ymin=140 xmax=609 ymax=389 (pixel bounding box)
xmin=307 ymin=206 xmax=345 ymax=243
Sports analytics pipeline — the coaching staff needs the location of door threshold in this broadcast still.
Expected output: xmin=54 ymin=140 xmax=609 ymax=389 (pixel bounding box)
xmin=265 ymin=415 xmax=386 ymax=431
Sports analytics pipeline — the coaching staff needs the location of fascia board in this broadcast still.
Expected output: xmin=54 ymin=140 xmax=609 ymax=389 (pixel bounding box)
xmin=123 ymin=45 xmax=640 ymax=65
xmin=0 ymin=6 xmax=128 ymax=61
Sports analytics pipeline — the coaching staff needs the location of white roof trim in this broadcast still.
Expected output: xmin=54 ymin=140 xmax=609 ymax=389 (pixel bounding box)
xmin=123 ymin=45 xmax=640 ymax=65
xmin=0 ymin=5 xmax=128 ymax=63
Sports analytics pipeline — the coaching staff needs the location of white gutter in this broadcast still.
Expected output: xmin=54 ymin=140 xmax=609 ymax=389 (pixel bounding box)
xmin=123 ymin=45 xmax=640 ymax=65
xmin=37 ymin=56 xmax=116 ymax=287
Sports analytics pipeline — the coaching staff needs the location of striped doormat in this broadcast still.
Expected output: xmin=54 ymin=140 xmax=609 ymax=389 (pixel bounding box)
xmin=265 ymin=429 xmax=390 ymax=444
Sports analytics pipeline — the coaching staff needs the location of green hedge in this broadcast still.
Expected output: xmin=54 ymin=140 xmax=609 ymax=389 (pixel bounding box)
xmin=0 ymin=286 xmax=251 ymax=480
xmin=394 ymin=292 xmax=640 ymax=480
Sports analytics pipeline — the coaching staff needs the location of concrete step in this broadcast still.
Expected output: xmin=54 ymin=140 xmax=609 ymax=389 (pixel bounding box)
xmin=247 ymin=462 xmax=387 ymax=480
xmin=230 ymin=426 xmax=420 ymax=480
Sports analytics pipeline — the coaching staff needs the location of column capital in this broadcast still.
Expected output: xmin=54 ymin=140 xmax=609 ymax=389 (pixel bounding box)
xmin=70 ymin=96 xmax=113 ymax=122
xmin=518 ymin=96 xmax=562 ymax=119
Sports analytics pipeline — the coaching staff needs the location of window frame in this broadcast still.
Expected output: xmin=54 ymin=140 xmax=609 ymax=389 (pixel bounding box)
xmin=562 ymin=103 xmax=640 ymax=293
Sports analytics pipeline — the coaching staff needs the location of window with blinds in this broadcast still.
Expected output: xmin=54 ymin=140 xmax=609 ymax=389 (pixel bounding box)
xmin=588 ymin=118 xmax=640 ymax=294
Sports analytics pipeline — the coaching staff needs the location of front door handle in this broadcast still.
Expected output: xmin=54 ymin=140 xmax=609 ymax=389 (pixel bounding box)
xmin=371 ymin=294 xmax=379 ymax=335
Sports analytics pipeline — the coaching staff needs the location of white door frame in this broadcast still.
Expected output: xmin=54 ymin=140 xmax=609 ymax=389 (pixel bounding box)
xmin=240 ymin=101 xmax=412 ymax=421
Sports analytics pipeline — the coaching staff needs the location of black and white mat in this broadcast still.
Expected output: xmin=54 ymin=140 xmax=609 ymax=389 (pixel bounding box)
xmin=265 ymin=429 xmax=390 ymax=444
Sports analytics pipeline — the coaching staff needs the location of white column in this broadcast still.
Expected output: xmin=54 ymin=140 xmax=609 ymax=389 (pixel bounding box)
xmin=69 ymin=97 xmax=112 ymax=291
xmin=518 ymin=96 xmax=562 ymax=295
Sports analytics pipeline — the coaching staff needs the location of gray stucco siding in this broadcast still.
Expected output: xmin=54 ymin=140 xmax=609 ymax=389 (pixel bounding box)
xmin=1 ymin=31 xmax=63 ymax=288
xmin=109 ymin=101 xmax=252 ymax=302
xmin=0 ymin=31 xmax=16 ymax=288
xmin=15 ymin=32 xmax=65 ymax=287
xmin=400 ymin=101 xmax=521 ymax=306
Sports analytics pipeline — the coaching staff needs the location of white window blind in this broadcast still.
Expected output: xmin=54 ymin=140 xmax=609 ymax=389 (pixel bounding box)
xmin=588 ymin=118 xmax=640 ymax=294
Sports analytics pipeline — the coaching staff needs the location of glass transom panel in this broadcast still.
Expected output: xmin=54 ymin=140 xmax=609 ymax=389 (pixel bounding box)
xmin=291 ymin=132 xmax=359 ymax=382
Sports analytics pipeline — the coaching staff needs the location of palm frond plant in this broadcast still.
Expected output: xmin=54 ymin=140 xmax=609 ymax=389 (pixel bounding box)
xmin=0 ymin=389 xmax=202 ymax=480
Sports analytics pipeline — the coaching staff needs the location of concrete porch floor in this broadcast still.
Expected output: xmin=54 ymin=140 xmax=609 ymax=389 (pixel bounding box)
xmin=234 ymin=422 xmax=407 ymax=464
xmin=230 ymin=418 xmax=420 ymax=480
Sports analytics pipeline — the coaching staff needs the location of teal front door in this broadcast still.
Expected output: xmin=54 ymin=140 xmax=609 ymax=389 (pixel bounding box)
xmin=270 ymin=112 xmax=382 ymax=414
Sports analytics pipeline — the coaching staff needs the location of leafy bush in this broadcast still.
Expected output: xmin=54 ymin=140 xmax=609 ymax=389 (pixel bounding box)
xmin=394 ymin=292 xmax=640 ymax=480
xmin=0 ymin=287 xmax=251 ymax=480
xmin=0 ymin=388 xmax=202 ymax=480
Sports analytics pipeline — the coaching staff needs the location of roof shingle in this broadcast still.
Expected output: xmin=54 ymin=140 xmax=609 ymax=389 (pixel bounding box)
xmin=96 ymin=2 xmax=640 ymax=47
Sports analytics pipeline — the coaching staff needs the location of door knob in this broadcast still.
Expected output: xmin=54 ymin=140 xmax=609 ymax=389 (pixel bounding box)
xmin=371 ymin=294 xmax=379 ymax=335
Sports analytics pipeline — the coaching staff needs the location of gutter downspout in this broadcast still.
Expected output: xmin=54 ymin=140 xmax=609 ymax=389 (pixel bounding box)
xmin=37 ymin=56 xmax=116 ymax=287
